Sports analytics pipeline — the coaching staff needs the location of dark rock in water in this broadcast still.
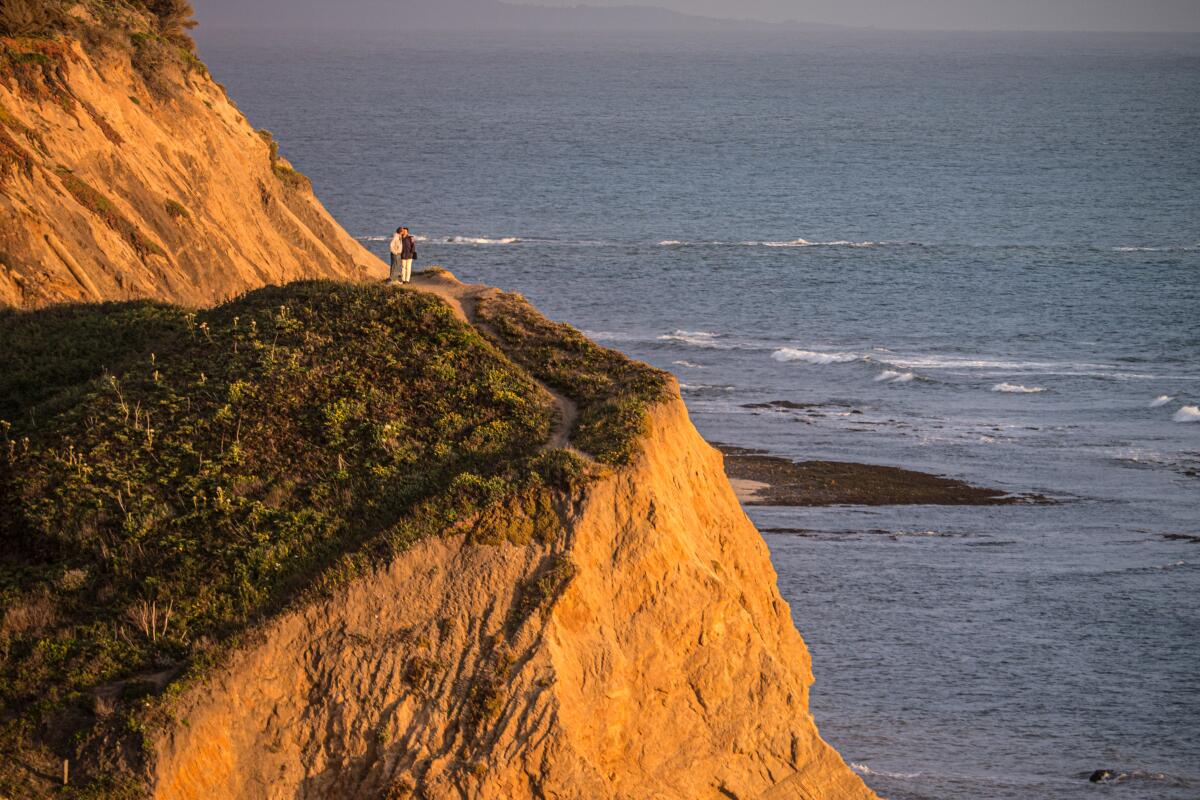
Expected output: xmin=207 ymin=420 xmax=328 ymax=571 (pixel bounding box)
xmin=712 ymin=443 xmax=1041 ymax=507
xmin=1089 ymin=769 xmax=1115 ymax=783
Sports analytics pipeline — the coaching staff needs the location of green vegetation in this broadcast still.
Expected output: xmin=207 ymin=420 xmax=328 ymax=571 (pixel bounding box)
xmin=0 ymin=35 xmax=76 ymax=108
xmin=475 ymin=291 xmax=673 ymax=465
xmin=0 ymin=282 xmax=583 ymax=789
xmin=162 ymin=198 xmax=188 ymax=221
xmin=55 ymin=167 xmax=165 ymax=260
xmin=508 ymin=554 xmax=577 ymax=631
xmin=0 ymin=0 xmax=67 ymax=39
xmin=1 ymin=0 xmax=202 ymax=94
xmin=259 ymin=130 xmax=313 ymax=192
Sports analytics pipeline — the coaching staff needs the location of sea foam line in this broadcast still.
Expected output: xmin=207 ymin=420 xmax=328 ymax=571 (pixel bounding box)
xmin=772 ymin=347 xmax=861 ymax=365
xmin=992 ymin=382 xmax=1046 ymax=394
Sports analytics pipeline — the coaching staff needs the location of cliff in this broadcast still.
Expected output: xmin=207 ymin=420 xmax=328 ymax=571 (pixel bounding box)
xmin=148 ymin=382 xmax=870 ymax=800
xmin=0 ymin=7 xmax=875 ymax=798
xmin=0 ymin=2 xmax=378 ymax=309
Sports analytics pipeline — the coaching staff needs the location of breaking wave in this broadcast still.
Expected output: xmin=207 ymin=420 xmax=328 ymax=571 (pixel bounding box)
xmin=1173 ymin=405 xmax=1200 ymax=423
xmin=659 ymin=238 xmax=879 ymax=248
xmin=1150 ymin=395 xmax=1173 ymax=408
xmin=772 ymin=348 xmax=861 ymax=365
xmin=876 ymin=370 xmax=915 ymax=383
xmin=659 ymin=330 xmax=726 ymax=348
xmin=850 ymin=763 xmax=922 ymax=780
xmin=993 ymin=383 xmax=1046 ymax=394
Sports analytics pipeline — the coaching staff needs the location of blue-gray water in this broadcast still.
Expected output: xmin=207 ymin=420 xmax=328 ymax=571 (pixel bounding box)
xmin=199 ymin=29 xmax=1200 ymax=799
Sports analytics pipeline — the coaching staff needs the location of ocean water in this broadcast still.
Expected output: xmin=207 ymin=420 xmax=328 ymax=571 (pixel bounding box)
xmin=198 ymin=29 xmax=1200 ymax=798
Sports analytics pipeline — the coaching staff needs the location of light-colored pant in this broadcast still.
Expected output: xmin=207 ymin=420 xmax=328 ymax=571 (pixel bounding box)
xmin=389 ymin=255 xmax=413 ymax=283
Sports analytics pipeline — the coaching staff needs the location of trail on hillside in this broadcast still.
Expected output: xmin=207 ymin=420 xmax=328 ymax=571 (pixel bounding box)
xmin=406 ymin=271 xmax=580 ymax=452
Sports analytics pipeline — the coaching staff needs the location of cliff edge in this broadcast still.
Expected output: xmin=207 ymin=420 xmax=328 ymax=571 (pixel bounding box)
xmin=0 ymin=6 xmax=876 ymax=798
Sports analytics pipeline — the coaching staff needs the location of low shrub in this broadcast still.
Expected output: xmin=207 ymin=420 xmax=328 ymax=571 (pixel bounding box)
xmin=475 ymin=292 xmax=673 ymax=465
xmin=163 ymin=198 xmax=188 ymax=221
xmin=0 ymin=0 xmax=67 ymax=38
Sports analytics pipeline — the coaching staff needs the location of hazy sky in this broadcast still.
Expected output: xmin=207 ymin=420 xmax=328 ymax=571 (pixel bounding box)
xmin=194 ymin=0 xmax=1200 ymax=32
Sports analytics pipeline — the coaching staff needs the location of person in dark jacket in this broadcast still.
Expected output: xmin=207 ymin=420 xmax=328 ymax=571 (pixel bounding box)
xmin=387 ymin=227 xmax=418 ymax=284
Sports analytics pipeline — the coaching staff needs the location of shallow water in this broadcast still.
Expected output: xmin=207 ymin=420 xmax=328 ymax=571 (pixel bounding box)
xmin=199 ymin=28 xmax=1200 ymax=798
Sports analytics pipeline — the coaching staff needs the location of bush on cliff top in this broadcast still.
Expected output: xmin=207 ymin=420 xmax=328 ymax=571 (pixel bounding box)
xmin=475 ymin=291 xmax=673 ymax=465
xmin=0 ymin=282 xmax=572 ymax=790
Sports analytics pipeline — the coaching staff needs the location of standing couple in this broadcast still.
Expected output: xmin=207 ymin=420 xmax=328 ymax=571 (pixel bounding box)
xmin=388 ymin=227 xmax=417 ymax=284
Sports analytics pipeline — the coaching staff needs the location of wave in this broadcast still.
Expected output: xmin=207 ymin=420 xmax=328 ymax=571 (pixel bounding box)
xmin=679 ymin=383 xmax=736 ymax=393
xmin=993 ymin=383 xmax=1046 ymax=394
xmin=659 ymin=330 xmax=728 ymax=349
xmin=850 ymin=763 xmax=921 ymax=780
xmin=1150 ymin=395 xmax=1174 ymax=408
xmin=672 ymin=360 xmax=706 ymax=369
xmin=658 ymin=238 xmax=879 ymax=248
xmin=425 ymin=235 xmax=519 ymax=245
xmin=1113 ymin=244 xmax=1200 ymax=253
xmin=1173 ymin=405 xmax=1200 ymax=423
xmin=875 ymin=369 xmax=915 ymax=383
xmin=772 ymin=348 xmax=862 ymax=365
xmin=357 ymin=234 xmax=520 ymax=245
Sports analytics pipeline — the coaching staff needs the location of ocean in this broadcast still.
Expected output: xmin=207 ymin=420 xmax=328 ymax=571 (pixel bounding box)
xmin=198 ymin=28 xmax=1200 ymax=798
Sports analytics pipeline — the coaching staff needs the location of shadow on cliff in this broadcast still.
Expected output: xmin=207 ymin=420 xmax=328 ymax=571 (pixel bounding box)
xmin=0 ymin=300 xmax=186 ymax=422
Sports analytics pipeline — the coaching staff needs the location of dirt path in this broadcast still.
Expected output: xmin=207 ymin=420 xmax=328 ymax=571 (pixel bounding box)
xmin=402 ymin=271 xmax=580 ymax=452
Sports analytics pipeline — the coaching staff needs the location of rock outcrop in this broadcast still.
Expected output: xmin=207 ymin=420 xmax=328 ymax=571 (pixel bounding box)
xmin=149 ymin=395 xmax=874 ymax=800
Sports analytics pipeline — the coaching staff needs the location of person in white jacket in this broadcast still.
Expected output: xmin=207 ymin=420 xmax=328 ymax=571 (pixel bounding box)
xmin=388 ymin=228 xmax=416 ymax=284
xmin=388 ymin=227 xmax=407 ymax=283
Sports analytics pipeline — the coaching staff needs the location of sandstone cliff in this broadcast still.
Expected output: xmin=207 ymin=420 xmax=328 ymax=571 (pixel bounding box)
xmin=146 ymin=394 xmax=873 ymax=800
xmin=0 ymin=8 xmax=875 ymax=799
xmin=0 ymin=8 xmax=378 ymax=309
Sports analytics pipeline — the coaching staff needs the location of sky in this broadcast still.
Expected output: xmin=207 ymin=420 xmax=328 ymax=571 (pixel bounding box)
xmin=193 ymin=0 xmax=1200 ymax=33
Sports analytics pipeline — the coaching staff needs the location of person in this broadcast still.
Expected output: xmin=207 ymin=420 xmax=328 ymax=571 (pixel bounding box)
xmin=388 ymin=227 xmax=404 ymax=283
xmin=388 ymin=226 xmax=417 ymax=284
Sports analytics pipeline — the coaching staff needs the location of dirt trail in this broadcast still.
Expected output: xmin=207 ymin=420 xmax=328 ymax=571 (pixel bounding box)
xmin=403 ymin=271 xmax=580 ymax=452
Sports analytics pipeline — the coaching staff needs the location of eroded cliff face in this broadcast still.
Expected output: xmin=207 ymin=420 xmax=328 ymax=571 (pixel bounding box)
xmin=0 ymin=30 xmax=381 ymax=309
xmin=149 ymin=395 xmax=876 ymax=800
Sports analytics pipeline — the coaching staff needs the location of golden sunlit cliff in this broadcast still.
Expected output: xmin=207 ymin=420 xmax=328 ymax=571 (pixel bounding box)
xmin=0 ymin=5 xmax=876 ymax=798
xmin=0 ymin=1 xmax=378 ymax=309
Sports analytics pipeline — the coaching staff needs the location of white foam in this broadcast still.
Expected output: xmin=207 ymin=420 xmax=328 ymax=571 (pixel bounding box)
xmin=672 ymin=360 xmax=705 ymax=369
xmin=773 ymin=348 xmax=861 ymax=365
xmin=657 ymin=238 xmax=878 ymax=248
xmin=659 ymin=330 xmax=727 ymax=348
xmin=1173 ymin=405 xmax=1200 ymax=423
xmin=1114 ymin=244 xmax=1200 ymax=253
xmin=584 ymin=330 xmax=644 ymax=343
xmin=747 ymin=239 xmax=877 ymax=248
xmin=1150 ymin=395 xmax=1173 ymax=408
xmin=679 ymin=383 xmax=735 ymax=392
xmin=850 ymin=762 xmax=921 ymax=780
xmin=992 ymin=383 xmax=1046 ymax=394
xmin=875 ymin=370 xmax=915 ymax=383
xmin=438 ymin=235 xmax=519 ymax=245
